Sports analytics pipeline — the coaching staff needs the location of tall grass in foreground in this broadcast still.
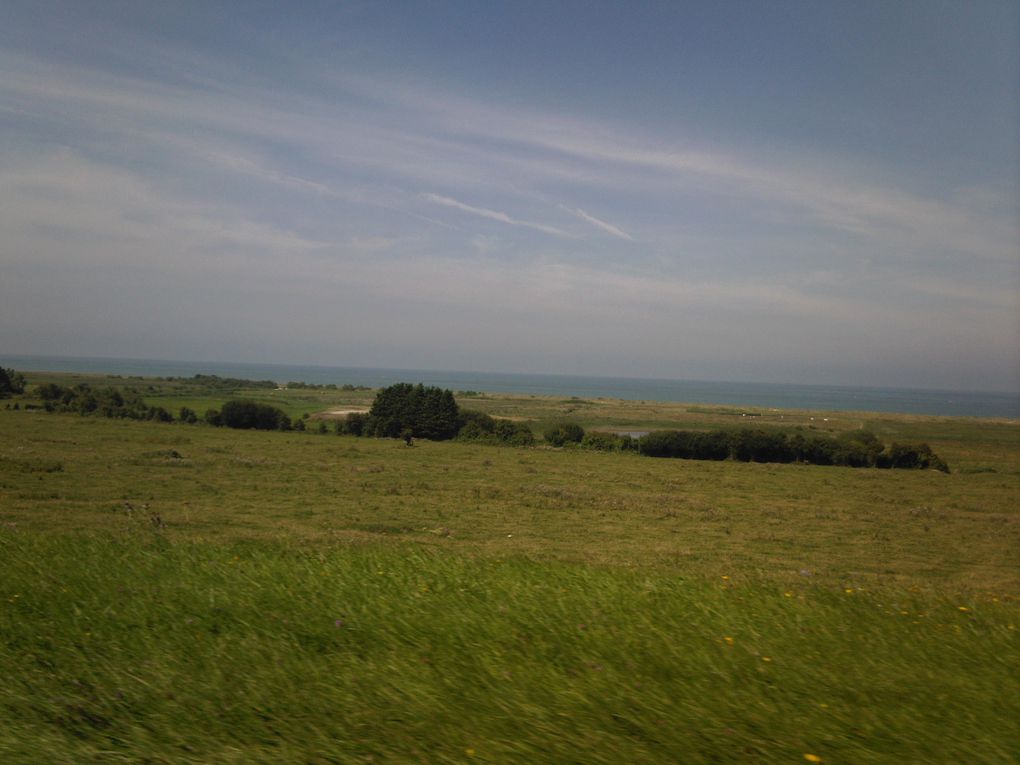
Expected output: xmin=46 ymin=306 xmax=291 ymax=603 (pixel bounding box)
xmin=2 ymin=533 xmax=1017 ymax=764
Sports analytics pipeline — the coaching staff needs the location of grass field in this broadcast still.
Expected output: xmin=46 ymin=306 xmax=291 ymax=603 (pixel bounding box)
xmin=1 ymin=374 xmax=1018 ymax=763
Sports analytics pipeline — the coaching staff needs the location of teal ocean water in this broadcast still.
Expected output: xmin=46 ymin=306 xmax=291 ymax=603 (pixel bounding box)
xmin=4 ymin=355 xmax=1019 ymax=418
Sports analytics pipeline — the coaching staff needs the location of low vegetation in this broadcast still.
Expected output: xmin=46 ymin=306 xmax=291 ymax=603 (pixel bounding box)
xmin=8 ymin=372 xmax=952 ymax=471
xmin=640 ymin=428 xmax=949 ymax=472
xmin=164 ymin=373 xmax=278 ymax=390
xmin=217 ymin=399 xmax=292 ymax=431
xmin=1 ymin=367 xmax=1017 ymax=762
xmin=0 ymin=367 xmax=26 ymax=398
xmin=34 ymin=381 xmax=174 ymax=422
xmin=2 ymin=535 xmax=1016 ymax=764
xmin=543 ymin=421 xmax=586 ymax=446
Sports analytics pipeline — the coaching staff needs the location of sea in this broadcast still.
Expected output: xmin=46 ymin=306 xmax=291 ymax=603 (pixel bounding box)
xmin=4 ymin=354 xmax=1019 ymax=419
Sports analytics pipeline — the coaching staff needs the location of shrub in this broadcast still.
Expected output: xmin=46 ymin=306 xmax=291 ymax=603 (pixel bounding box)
xmin=689 ymin=431 xmax=731 ymax=460
xmin=458 ymin=410 xmax=496 ymax=437
xmin=884 ymin=442 xmax=949 ymax=473
xmin=580 ymin=431 xmax=629 ymax=452
xmin=493 ymin=420 xmax=535 ymax=446
xmin=147 ymin=406 xmax=174 ymax=423
xmin=543 ymin=422 xmax=585 ymax=447
xmin=789 ymin=433 xmax=837 ymax=465
xmin=344 ymin=412 xmax=368 ymax=436
xmin=179 ymin=407 xmax=198 ymax=424
xmin=729 ymin=429 xmax=795 ymax=463
xmin=219 ymin=400 xmax=291 ymax=431
xmin=0 ymin=367 xmax=26 ymax=398
xmin=37 ymin=383 xmax=67 ymax=401
xmin=639 ymin=430 xmax=690 ymax=458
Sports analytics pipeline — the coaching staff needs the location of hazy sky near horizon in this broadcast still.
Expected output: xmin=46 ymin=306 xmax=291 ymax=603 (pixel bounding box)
xmin=1 ymin=1 xmax=1018 ymax=391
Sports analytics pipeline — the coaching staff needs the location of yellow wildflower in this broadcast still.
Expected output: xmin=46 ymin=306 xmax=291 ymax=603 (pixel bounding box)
xmin=723 ymin=636 xmax=734 ymax=645
xmin=804 ymin=755 xmax=823 ymax=763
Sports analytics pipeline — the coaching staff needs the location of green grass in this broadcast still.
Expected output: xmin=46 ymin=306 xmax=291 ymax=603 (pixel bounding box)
xmin=2 ymin=374 xmax=1019 ymax=762
xmin=2 ymin=535 xmax=1017 ymax=764
xmin=2 ymin=412 xmax=1017 ymax=593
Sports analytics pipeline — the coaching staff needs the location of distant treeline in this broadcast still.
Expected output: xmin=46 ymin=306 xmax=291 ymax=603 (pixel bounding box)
xmin=286 ymin=381 xmax=372 ymax=391
xmin=637 ymin=428 xmax=948 ymax=471
xmin=24 ymin=381 xmax=287 ymax=431
xmin=158 ymin=375 xmax=372 ymax=392
xmin=525 ymin=420 xmax=948 ymax=472
xmin=34 ymin=383 xmax=175 ymax=422
xmin=8 ymin=373 xmax=949 ymax=471
xmin=163 ymin=374 xmax=278 ymax=389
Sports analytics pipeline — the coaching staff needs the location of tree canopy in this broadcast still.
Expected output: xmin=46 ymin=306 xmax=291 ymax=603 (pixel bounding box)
xmin=0 ymin=367 xmax=26 ymax=398
xmin=368 ymin=383 xmax=460 ymax=440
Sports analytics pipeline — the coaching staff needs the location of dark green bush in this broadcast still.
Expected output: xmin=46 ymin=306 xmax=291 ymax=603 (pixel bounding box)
xmin=580 ymin=431 xmax=630 ymax=452
xmin=729 ymin=429 xmax=795 ymax=463
xmin=344 ymin=412 xmax=368 ymax=436
xmin=36 ymin=382 xmax=66 ymax=401
xmin=220 ymin=400 xmax=291 ymax=431
xmin=493 ymin=420 xmax=536 ymax=446
xmin=691 ymin=431 xmax=731 ymax=460
xmin=544 ymin=422 xmax=585 ymax=446
xmin=638 ymin=427 xmax=947 ymax=471
xmin=883 ymin=442 xmax=949 ymax=473
xmin=458 ymin=410 xmax=496 ymax=437
xmin=0 ymin=367 xmax=26 ymax=398
xmin=639 ymin=430 xmax=695 ymax=458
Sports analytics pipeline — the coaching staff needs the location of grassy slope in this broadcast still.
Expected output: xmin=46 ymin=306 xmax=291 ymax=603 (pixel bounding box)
xmin=1 ymin=376 xmax=1019 ymax=763
xmin=3 ymin=537 xmax=1016 ymax=764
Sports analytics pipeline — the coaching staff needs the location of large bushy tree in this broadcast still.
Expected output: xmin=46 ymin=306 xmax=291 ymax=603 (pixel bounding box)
xmin=368 ymin=383 xmax=460 ymax=440
xmin=0 ymin=367 xmax=26 ymax=398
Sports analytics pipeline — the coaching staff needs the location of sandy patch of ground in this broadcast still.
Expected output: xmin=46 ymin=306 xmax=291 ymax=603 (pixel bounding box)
xmin=311 ymin=408 xmax=370 ymax=420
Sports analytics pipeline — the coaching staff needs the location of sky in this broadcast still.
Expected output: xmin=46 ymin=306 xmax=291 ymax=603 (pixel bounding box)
xmin=1 ymin=1 xmax=1018 ymax=392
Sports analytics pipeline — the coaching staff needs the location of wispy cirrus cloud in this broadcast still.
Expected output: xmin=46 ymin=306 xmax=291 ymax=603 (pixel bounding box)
xmin=339 ymin=72 xmax=1017 ymax=262
xmin=4 ymin=50 xmax=1014 ymax=262
xmin=560 ymin=205 xmax=633 ymax=240
xmin=1 ymin=26 xmax=1016 ymax=390
xmin=421 ymin=193 xmax=572 ymax=238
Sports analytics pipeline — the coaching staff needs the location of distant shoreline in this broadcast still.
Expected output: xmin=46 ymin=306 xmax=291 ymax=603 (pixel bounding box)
xmin=4 ymin=354 xmax=1019 ymax=418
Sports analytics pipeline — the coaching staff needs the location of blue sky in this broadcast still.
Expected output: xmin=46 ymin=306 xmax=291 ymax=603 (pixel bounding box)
xmin=1 ymin=1 xmax=1017 ymax=391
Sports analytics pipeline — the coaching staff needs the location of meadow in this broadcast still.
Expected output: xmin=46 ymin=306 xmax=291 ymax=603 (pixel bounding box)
xmin=1 ymin=373 xmax=1018 ymax=763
